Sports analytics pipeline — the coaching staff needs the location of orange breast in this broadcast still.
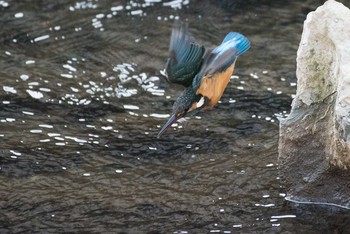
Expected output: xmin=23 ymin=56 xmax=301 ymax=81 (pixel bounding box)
xmin=196 ymin=61 xmax=236 ymax=109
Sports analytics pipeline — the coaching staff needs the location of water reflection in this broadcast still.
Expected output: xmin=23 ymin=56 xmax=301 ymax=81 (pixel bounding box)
xmin=1 ymin=0 xmax=350 ymax=233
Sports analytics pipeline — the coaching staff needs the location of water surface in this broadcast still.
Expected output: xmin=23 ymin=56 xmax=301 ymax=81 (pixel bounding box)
xmin=1 ymin=0 xmax=349 ymax=233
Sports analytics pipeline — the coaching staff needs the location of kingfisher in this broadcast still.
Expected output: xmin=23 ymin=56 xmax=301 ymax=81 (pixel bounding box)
xmin=158 ymin=21 xmax=250 ymax=138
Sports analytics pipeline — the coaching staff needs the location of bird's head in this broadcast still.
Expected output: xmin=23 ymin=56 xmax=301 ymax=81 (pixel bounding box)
xmin=157 ymin=86 xmax=205 ymax=138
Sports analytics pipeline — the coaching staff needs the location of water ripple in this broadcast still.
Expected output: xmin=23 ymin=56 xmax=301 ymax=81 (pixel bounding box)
xmin=0 ymin=0 xmax=344 ymax=233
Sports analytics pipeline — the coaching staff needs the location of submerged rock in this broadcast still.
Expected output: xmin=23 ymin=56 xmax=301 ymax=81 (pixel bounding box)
xmin=279 ymin=0 xmax=350 ymax=208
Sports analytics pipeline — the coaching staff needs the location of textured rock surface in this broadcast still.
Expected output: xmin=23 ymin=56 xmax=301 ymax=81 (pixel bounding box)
xmin=279 ymin=0 xmax=350 ymax=208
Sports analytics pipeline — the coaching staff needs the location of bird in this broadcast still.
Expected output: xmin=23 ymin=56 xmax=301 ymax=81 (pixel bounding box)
xmin=158 ymin=21 xmax=250 ymax=138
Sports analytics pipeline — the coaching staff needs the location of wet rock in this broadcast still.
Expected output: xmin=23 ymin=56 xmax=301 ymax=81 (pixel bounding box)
xmin=278 ymin=0 xmax=350 ymax=208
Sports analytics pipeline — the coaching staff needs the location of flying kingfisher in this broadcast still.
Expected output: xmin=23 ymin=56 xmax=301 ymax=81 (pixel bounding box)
xmin=158 ymin=21 xmax=250 ymax=138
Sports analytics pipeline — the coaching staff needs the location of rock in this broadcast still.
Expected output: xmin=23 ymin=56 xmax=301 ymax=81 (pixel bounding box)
xmin=278 ymin=0 xmax=350 ymax=208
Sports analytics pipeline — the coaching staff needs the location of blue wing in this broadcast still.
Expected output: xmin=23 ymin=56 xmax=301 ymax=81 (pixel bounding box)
xmin=208 ymin=32 xmax=250 ymax=74
xmin=193 ymin=32 xmax=250 ymax=90
xmin=165 ymin=21 xmax=205 ymax=87
xmin=221 ymin=32 xmax=250 ymax=57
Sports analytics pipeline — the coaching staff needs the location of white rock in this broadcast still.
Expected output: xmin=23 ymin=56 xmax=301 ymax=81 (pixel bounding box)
xmin=286 ymin=0 xmax=350 ymax=169
xmin=279 ymin=0 xmax=350 ymax=208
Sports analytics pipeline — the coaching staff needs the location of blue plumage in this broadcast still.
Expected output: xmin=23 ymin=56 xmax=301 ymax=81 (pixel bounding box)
xmin=193 ymin=32 xmax=250 ymax=82
xmin=165 ymin=22 xmax=205 ymax=86
xmin=158 ymin=22 xmax=250 ymax=138
xmin=216 ymin=32 xmax=251 ymax=57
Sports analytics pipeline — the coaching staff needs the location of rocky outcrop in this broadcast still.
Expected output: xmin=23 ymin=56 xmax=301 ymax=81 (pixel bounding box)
xmin=278 ymin=0 xmax=350 ymax=208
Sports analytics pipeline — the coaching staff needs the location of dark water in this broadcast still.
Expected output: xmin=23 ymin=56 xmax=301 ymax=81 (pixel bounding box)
xmin=1 ymin=0 xmax=349 ymax=233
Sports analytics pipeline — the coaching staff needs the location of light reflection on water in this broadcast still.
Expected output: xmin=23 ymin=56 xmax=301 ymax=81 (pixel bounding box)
xmin=0 ymin=0 xmax=350 ymax=233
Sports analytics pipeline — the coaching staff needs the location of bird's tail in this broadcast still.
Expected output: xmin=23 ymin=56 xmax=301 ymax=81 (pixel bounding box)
xmin=222 ymin=32 xmax=250 ymax=56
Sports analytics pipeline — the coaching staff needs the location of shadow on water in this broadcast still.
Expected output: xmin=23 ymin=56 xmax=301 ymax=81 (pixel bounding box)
xmin=1 ymin=0 xmax=350 ymax=233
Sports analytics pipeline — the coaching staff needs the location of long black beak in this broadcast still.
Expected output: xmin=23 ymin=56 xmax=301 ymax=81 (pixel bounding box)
xmin=157 ymin=113 xmax=182 ymax=138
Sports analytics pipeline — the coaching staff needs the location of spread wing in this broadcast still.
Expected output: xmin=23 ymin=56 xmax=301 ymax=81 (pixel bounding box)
xmin=164 ymin=21 xmax=205 ymax=87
